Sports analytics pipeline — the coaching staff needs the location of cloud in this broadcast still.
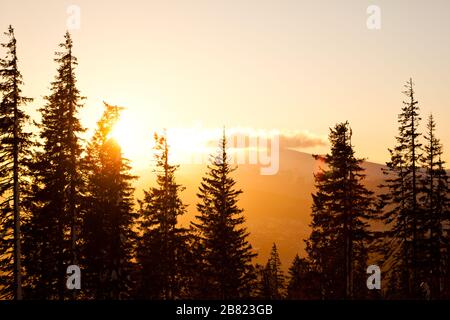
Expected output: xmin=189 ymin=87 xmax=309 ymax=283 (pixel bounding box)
xmin=205 ymin=129 xmax=327 ymax=150
xmin=278 ymin=131 xmax=327 ymax=149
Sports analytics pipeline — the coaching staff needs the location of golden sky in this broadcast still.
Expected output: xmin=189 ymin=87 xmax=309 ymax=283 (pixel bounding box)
xmin=1 ymin=0 xmax=450 ymax=167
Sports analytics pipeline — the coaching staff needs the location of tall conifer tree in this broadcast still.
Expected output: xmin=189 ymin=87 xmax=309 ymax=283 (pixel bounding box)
xmin=0 ymin=25 xmax=32 ymax=300
xmin=419 ymin=114 xmax=449 ymax=299
xmin=81 ymin=102 xmax=137 ymax=299
xmin=136 ymin=132 xmax=190 ymax=299
xmin=379 ymin=79 xmax=423 ymax=298
xmin=305 ymin=122 xmax=374 ymax=299
xmin=23 ymin=32 xmax=84 ymax=299
xmin=191 ymin=130 xmax=256 ymax=299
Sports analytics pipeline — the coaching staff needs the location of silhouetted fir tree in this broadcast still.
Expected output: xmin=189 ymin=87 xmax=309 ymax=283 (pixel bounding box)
xmin=286 ymin=254 xmax=321 ymax=299
xmin=22 ymin=32 xmax=84 ymax=299
xmin=136 ymin=132 xmax=191 ymax=299
xmin=0 ymin=25 xmax=32 ymax=300
xmin=257 ymin=243 xmax=285 ymax=299
xmin=378 ymin=79 xmax=423 ymax=298
xmin=305 ymin=121 xmax=374 ymax=299
xmin=419 ymin=114 xmax=449 ymax=299
xmin=80 ymin=102 xmax=137 ymax=300
xmin=191 ymin=131 xmax=256 ymax=299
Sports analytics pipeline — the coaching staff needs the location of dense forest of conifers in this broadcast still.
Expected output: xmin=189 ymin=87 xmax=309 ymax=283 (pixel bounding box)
xmin=0 ymin=27 xmax=449 ymax=301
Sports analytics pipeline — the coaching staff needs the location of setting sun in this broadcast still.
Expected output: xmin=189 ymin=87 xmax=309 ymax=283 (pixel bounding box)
xmin=107 ymin=108 xmax=155 ymax=167
xmin=109 ymin=115 xmax=220 ymax=167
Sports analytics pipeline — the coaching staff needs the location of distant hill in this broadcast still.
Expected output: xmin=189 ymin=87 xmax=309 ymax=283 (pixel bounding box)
xmin=132 ymin=149 xmax=391 ymax=271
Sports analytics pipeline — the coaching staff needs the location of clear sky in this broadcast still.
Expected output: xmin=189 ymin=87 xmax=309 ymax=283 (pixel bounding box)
xmin=1 ymin=0 xmax=449 ymax=166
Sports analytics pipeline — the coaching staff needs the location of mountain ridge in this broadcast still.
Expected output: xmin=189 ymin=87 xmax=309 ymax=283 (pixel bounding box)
xmin=132 ymin=149 xmax=446 ymax=270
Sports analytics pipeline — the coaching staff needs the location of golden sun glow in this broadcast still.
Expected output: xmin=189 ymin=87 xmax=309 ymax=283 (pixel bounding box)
xmin=108 ymin=122 xmax=286 ymax=168
xmin=108 ymin=113 xmax=214 ymax=168
xmin=165 ymin=127 xmax=214 ymax=165
xmin=108 ymin=110 xmax=154 ymax=166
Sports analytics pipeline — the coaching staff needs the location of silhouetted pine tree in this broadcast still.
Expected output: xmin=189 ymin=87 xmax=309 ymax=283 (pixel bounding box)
xmin=378 ymin=78 xmax=423 ymax=298
xmin=419 ymin=114 xmax=449 ymax=299
xmin=80 ymin=102 xmax=137 ymax=299
xmin=136 ymin=133 xmax=190 ymax=299
xmin=286 ymin=254 xmax=321 ymax=299
xmin=191 ymin=131 xmax=256 ymax=299
xmin=305 ymin=121 xmax=374 ymax=299
xmin=0 ymin=25 xmax=32 ymax=300
xmin=22 ymin=32 xmax=84 ymax=299
xmin=257 ymin=243 xmax=285 ymax=299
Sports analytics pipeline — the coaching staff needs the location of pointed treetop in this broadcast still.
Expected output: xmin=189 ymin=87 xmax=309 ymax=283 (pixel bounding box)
xmin=7 ymin=25 xmax=14 ymax=37
xmin=60 ymin=31 xmax=73 ymax=50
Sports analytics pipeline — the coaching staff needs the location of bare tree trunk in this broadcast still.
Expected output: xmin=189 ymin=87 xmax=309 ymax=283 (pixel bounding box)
xmin=13 ymin=81 xmax=23 ymax=300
